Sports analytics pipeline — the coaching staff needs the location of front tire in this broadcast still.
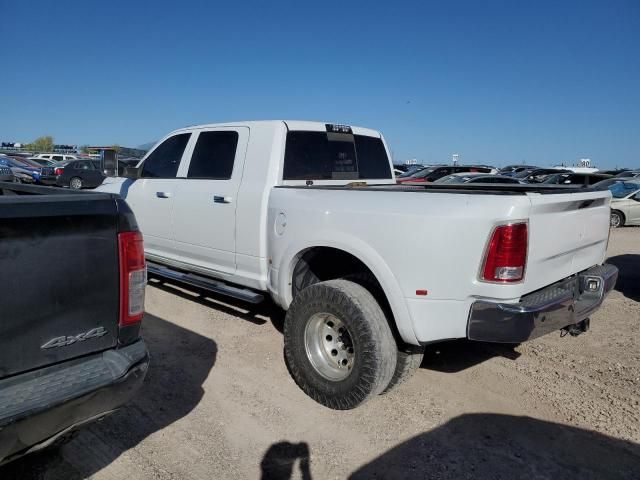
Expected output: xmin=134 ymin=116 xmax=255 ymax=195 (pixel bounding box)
xmin=610 ymin=210 xmax=624 ymax=228
xmin=69 ymin=176 xmax=83 ymax=190
xmin=284 ymin=279 xmax=396 ymax=410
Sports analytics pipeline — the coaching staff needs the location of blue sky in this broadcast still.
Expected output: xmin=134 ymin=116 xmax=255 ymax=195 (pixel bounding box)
xmin=1 ymin=0 xmax=638 ymax=168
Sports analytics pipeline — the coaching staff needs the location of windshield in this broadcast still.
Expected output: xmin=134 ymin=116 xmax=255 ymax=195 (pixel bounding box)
xmin=435 ymin=174 xmax=468 ymax=184
xmin=398 ymin=166 xmax=424 ymax=177
xmin=514 ymin=170 xmax=534 ymax=178
xmin=610 ymin=182 xmax=640 ymax=198
xmin=410 ymin=167 xmax=438 ymax=179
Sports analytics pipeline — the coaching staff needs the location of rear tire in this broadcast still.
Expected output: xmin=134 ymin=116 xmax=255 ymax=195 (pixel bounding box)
xmin=284 ymin=279 xmax=396 ymax=410
xmin=610 ymin=210 xmax=624 ymax=228
xmin=381 ymin=345 xmax=425 ymax=394
xmin=69 ymin=177 xmax=83 ymax=190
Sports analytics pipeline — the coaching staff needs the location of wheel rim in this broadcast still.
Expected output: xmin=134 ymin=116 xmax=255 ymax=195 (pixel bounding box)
xmin=304 ymin=313 xmax=355 ymax=381
xmin=610 ymin=213 xmax=621 ymax=228
xmin=70 ymin=178 xmax=81 ymax=189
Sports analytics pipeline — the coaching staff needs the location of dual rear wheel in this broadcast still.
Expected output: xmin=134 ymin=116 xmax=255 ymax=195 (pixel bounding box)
xmin=284 ymin=279 xmax=424 ymax=410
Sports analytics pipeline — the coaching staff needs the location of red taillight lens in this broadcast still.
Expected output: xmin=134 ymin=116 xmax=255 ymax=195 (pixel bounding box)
xmin=54 ymin=167 xmax=64 ymax=175
xmin=481 ymin=223 xmax=528 ymax=283
xmin=118 ymin=231 xmax=146 ymax=326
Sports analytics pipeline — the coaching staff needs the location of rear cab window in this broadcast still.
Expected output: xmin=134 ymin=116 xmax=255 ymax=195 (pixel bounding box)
xmin=282 ymin=124 xmax=393 ymax=184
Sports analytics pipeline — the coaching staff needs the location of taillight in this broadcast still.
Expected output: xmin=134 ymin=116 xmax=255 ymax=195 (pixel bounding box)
xmin=54 ymin=167 xmax=64 ymax=175
xmin=481 ymin=222 xmax=528 ymax=283
xmin=118 ymin=231 xmax=146 ymax=325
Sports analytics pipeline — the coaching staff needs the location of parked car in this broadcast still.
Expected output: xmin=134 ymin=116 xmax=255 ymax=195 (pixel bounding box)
xmin=0 ymin=182 xmax=148 ymax=465
xmin=498 ymin=165 xmax=538 ymax=174
xmin=393 ymin=164 xmax=424 ymax=173
xmin=0 ymin=156 xmax=39 ymax=183
xmin=592 ymin=178 xmax=628 ymax=190
xmin=396 ymin=164 xmax=428 ymax=178
xmin=0 ymin=164 xmax=14 ymax=182
xmin=541 ymin=172 xmax=612 ymax=187
xmin=397 ymin=165 xmax=494 ymax=184
xmin=435 ymin=172 xmax=522 ymax=184
xmin=599 ymin=169 xmax=631 ymax=176
xmin=515 ymin=168 xmax=570 ymax=183
xmin=27 ymin=156 xmax=56 ymax=167
xmin=615 ymin=170 xmax=640 ymax=178
xmin=97 ymin=120 xmax=617 ymax=410
xmin=34 ymin=153 xmax=79 ymax=162
xmin=40 ymin=159 xmax=106 ymax=189
xmin=609 ymin=181 xmax=640 ymax=227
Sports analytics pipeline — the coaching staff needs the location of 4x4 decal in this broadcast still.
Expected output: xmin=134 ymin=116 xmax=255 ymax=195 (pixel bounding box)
xmin=41 ymin=327 xmax=108 ymax=349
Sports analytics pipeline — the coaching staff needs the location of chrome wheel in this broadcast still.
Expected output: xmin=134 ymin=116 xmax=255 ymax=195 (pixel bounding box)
xmin=304 ymin=313 xmax=355 ymax=381
xmin=610 ymin=212 xmax=622 ymax=228
xmin=70 ymin=177 xmax=82 ymax=189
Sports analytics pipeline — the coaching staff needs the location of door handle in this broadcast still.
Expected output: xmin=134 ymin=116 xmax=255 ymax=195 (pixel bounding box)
xmin=156 ymin=191 xmax=171 ymax=198
xmin=213 ymin=195 xmax=232 ymax=204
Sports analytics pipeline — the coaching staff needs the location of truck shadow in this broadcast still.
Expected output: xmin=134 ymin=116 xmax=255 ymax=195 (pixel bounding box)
xmin=147 ymin=277 xmax=515 ymax=373
xmin=0 ymin=313 xmax=217 ymax=479
xmin=421 ymin=340 xmax=520 ymax=373
xmin=349 ymin=413 xmax=640 ymax=480
xmin=606 ymin=255 xmax=640 ymax=302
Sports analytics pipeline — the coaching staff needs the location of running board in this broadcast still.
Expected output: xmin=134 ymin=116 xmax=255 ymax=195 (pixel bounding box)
xmin=146 ymin=261 xmax=264 ymax=304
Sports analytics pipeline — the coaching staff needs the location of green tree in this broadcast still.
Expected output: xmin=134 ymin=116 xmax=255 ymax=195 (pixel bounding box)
xmin=31 ymin=136 xmax=54 ymax=153
xmin=110 ymin=144 xmax=121 ymax=153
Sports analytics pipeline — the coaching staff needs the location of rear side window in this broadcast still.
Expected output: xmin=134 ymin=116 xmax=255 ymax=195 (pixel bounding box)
xmin=52 ymin=155 xmax=63 ymax=161
xmin=283 ymin=131 xmax=391 ymax=181
xmin=187 ymin=131 xmax=239 ymax=179
xmin=141 ymin=133 xmax=191 ymax=178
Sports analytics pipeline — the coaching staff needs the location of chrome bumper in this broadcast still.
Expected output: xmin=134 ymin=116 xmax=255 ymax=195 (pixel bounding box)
xmin=467 ymin=264 xmax=618 ymax=343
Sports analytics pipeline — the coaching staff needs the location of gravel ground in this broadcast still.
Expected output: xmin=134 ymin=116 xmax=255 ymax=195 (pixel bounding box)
xmin=3 ymin=229 xmax=639 ymax=479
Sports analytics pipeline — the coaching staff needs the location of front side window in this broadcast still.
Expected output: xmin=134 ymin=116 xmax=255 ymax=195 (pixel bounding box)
xmin=187 ymin=131 xmax=239 ymax=179
xmin=52 ymin=155 xmax=63 ymax=161
xmin=283 ymin=131 xmax=391 ymax=181
xmin=141 ymin=133 xmax=191 ymax=178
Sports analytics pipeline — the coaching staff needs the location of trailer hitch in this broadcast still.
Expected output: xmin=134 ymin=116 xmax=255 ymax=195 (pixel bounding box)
xmin=561 ymin=318 xmax=590 ymax=337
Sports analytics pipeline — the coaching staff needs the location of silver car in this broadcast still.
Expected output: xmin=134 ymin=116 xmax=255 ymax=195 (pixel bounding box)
xmin=609 ymin=181 xmax=640 ymax=228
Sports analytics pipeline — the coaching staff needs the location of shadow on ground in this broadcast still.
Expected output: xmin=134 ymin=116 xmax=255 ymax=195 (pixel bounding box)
xmin=421 ymin=339 xmax=520 ymax=373
xmin=260 ymin=441 xmax=312 ymax=480
xmin=350 ymin=413 xmax=640 ymax=480
xmin=0 ymin=313 xmax=217 ymax=479
xmin=606 ymin=254 xmax=640 ymax=302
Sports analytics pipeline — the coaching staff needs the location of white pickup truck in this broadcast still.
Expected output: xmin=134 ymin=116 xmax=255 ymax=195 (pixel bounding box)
xmin=97 ymin=120 xmax=618 ymax=409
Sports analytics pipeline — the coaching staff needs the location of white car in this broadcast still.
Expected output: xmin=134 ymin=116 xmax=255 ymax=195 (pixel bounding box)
xmin=609 ymin=181 xmax=640 ymax=227
xmin=34 ymin=153 xmax=79 ymax=162
xmin=97 ymin=120 xmax=618 ymax=409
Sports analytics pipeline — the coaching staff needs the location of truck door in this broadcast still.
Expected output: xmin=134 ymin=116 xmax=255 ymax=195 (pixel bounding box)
xmin=171 ymin=127 xmax=249 ymax=275
xmin=124 ymin=133 xmax=191 ymax=258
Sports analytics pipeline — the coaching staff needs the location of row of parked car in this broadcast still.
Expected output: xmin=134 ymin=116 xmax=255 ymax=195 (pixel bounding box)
xmin=394 ymin=163 xmax=640 ymax=187
xmin=0 ymin=153 xmax=139 ymax=189
xmin=393 ymin=163 xmax=640 ymax=227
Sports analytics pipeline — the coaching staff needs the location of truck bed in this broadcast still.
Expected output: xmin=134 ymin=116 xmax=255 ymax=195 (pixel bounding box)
xmin=276 ymin=183 xmax=592 ymax=195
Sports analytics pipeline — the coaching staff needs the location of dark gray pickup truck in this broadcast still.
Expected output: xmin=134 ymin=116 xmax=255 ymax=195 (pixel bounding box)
xmin=0 ymin=182 xmax=149 ymax=465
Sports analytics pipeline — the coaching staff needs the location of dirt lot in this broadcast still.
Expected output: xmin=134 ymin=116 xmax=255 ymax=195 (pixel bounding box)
xmin=3 ymin=229 xmax=639 ymax=479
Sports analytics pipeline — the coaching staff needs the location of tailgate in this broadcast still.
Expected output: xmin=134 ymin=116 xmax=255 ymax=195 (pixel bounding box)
xmin=525 ymin=189 xmax=612 ymax=293
xmin=0 ymin=194 xmax=120 ymax=377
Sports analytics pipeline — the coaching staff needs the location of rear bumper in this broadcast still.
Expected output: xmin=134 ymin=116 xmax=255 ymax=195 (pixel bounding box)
xmin=467 ymin=264 xmax=618 ymax=343
xmin=39 ymin=175 xmax=60 ymax=186
xmin=0 ymin=340 xmax=149 ymax=464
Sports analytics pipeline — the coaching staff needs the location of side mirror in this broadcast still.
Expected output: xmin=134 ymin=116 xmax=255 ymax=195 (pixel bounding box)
xmin=123 ymin=166 xmax=141 ymax=179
